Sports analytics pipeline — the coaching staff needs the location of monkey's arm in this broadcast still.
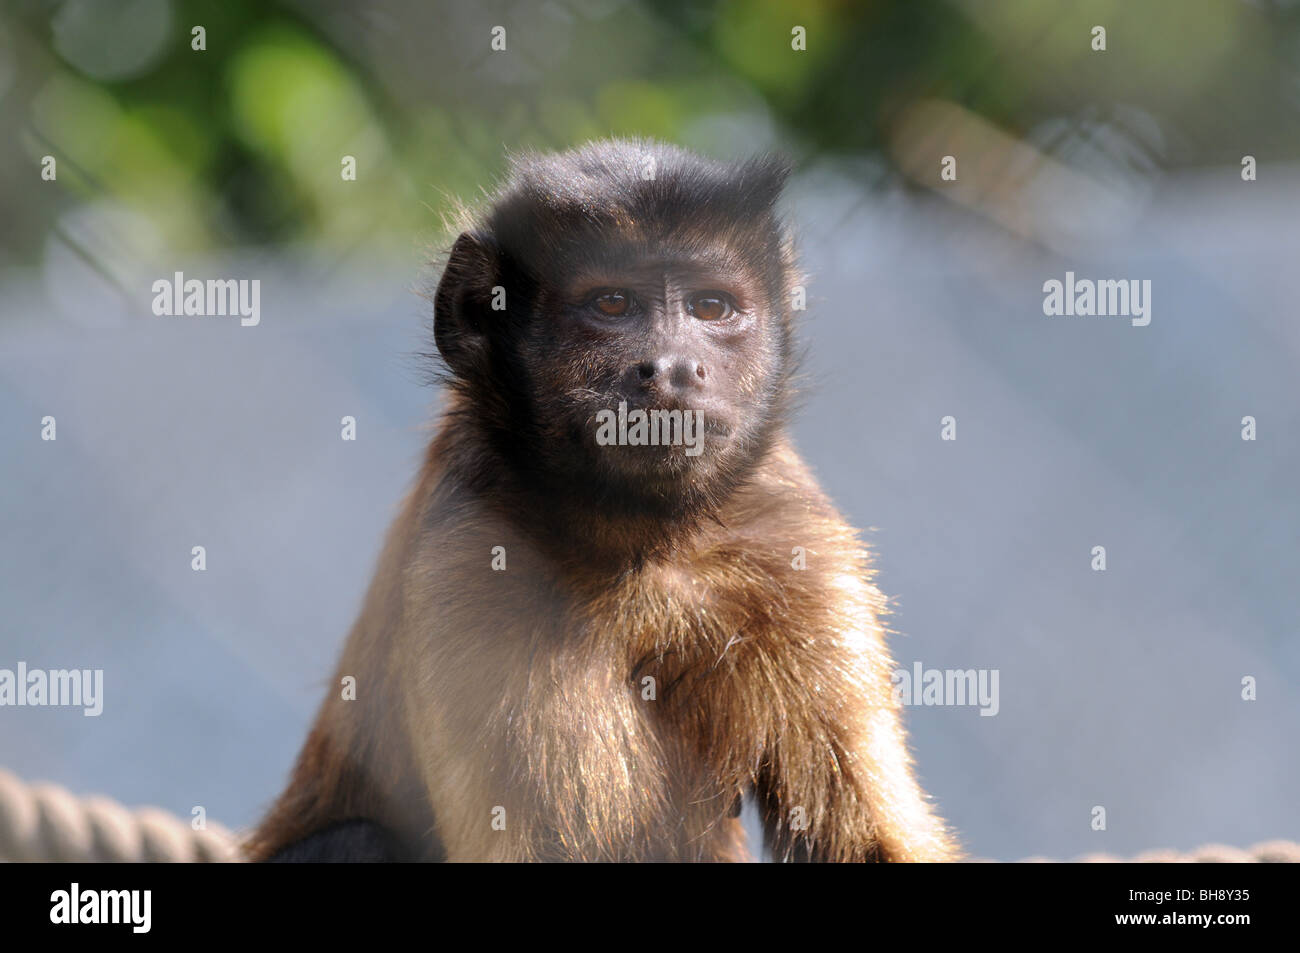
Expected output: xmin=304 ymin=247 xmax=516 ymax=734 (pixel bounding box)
xmin=756 ymin=580 xmax=958 ymax=862
xmin=759 ymin=698 xmax=958 ymax=862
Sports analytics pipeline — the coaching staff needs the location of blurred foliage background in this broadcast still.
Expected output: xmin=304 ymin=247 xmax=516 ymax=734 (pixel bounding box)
xmin=4 ymin=0 xmax=1300 ymax=273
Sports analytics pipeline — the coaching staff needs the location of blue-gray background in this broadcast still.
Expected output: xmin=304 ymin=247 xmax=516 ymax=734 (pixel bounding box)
xmin=1 ymin=0 xmax=1296 ymax=860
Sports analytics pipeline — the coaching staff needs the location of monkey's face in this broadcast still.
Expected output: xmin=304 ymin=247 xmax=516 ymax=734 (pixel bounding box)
xmin=520 ymin=245 xmax=785 ymax=499
xmin=434 ymin=141 xmax=797 ymax=512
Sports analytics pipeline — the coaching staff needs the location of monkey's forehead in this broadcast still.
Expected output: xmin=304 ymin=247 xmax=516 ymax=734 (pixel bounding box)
xmin=494 ymin=225 xmax=780 ymax=293
xmin=557 ymin=235 xmax=755 ymax=273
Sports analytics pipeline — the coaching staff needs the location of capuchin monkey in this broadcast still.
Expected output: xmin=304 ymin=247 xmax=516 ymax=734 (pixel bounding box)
xmin=248 ymin=139 xmax=958 ymax=863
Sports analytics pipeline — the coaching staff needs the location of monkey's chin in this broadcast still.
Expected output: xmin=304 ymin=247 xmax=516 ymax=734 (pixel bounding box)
xmin=590 ymin=434 xmax=740 ymax=502
xmin=578 ymin=402 xmax=740 ymax=499
xmin=597 ymin=444 xmax=708 ymax=475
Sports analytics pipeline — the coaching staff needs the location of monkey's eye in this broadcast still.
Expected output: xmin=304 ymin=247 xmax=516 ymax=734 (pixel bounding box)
xmin=590 ymin=291 xmax=632 ymax=318
xmin=688 ymin=293 xmax=733 ymax=322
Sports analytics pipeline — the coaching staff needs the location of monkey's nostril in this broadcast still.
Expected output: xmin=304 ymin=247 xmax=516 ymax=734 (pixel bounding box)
xmin=667 ymin=359 xmax=705 ymax=390
xmin=636 ymin=357 xmax=706 ymax=391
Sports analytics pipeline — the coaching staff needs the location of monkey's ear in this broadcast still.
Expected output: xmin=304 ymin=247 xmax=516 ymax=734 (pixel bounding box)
xmin=434 ymin=231 xmax=497 ymax=379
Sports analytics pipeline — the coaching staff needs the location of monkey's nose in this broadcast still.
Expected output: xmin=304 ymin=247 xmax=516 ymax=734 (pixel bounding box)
xmin=636 ymin=357 xmax=707 ymax=392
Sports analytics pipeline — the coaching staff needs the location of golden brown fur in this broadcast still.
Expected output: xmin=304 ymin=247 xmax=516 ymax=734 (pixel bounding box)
xmin=249 ymin=407 xmax=956 ymax=861
xmin=248 ymin=140 xmax=957 ymax=863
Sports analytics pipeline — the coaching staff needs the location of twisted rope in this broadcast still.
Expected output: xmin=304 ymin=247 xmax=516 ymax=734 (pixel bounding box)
xmin=0 ymin=768 xmax=241 ymax=863
xmin=1 ymin=767 xmax=1295 ymax=862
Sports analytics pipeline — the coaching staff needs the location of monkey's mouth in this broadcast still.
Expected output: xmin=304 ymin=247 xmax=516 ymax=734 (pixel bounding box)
xmin=586 ymin=400 xmax=733 ymax=459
